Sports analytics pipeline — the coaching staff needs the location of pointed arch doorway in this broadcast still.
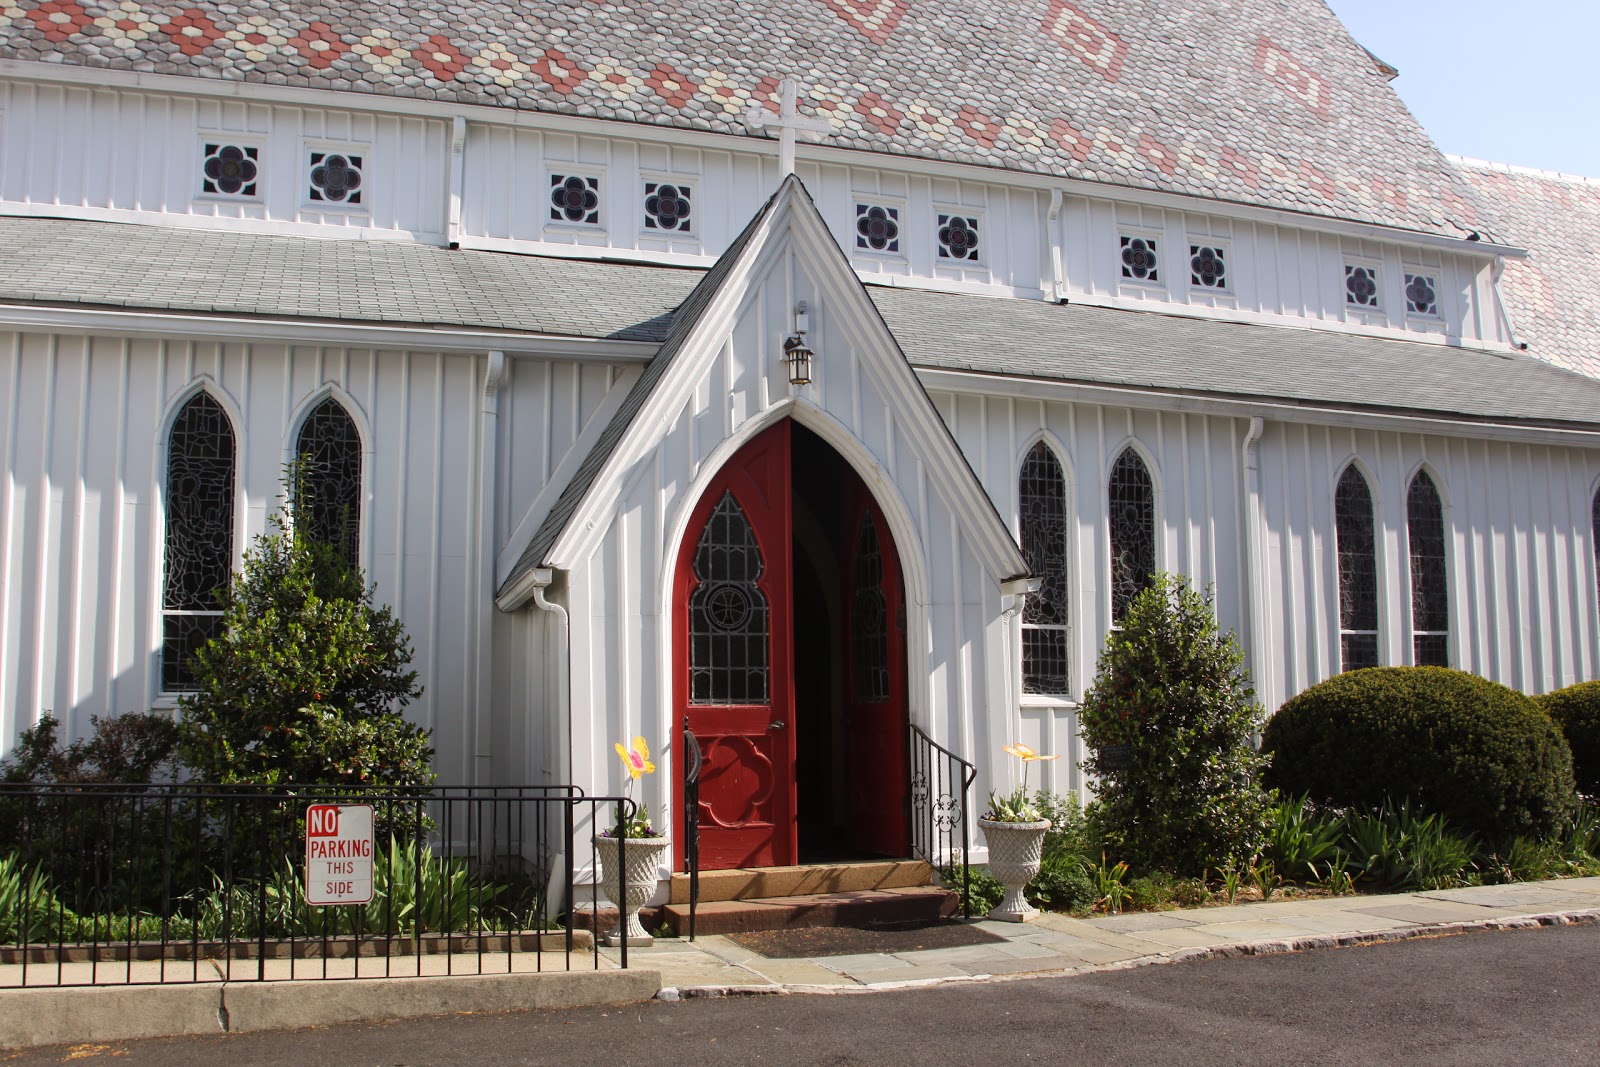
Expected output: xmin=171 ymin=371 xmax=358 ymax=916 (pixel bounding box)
xmin=674 ymin=419 xmax=911 ymax=870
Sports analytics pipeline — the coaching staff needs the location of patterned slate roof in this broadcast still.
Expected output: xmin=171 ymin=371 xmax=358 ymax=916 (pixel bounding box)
xmin=1453 ymin=157 xmax=1600 ymax=380
xmin=0 ymin=0 xmax=1494 ymax=239
xmin=0 ymin=216 xmax=687 ymax=340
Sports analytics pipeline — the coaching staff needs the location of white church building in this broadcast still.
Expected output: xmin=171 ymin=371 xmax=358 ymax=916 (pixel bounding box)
xmin=2 ymin=0 xmax=1600 ymax=871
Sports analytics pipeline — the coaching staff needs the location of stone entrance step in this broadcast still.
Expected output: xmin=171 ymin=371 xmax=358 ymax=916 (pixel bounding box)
xmin=659 ymin=886 xmax=958 ymax=936
xmin=667 ymin=859 xmax=934 ymax=904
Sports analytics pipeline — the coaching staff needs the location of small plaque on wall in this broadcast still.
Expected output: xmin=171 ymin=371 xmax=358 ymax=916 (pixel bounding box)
xmin=1098 ymin=744 xmax=1134 ymax=771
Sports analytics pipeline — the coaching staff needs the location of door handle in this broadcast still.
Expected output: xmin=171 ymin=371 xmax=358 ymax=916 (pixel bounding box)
xmin=768 ymin=721 xmax=786 ymax=730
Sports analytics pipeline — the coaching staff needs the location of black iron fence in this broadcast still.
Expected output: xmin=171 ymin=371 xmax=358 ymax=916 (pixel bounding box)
xmin=0 ymin=783 xmax=642 ymax=986
xmin=908 ymin=724 xmax=977 ymax=918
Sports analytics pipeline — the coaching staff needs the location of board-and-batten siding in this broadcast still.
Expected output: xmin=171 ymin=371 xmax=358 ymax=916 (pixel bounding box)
xmin=0 ymin=76 xmax=1508 ymax=350
xmin=0 ymin=82 xmax=450 ymax=240
xmin=927 ymin=388 xmax=1600 ymax=800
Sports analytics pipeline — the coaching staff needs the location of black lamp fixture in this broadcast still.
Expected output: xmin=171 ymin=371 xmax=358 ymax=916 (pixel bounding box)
xmin=782 ymin=301 xmax=814 ymax=386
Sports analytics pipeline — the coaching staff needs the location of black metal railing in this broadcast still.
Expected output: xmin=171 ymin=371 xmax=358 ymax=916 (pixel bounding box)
xmin=681 ymin=718 xmax=702 ymax=941
xmin=908 ymin=724 xmax=977 ymax=919
xmin=0 ymin=782 xmax=639 ymax=986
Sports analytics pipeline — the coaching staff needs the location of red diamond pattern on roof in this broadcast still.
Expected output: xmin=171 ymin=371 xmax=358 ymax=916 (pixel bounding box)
xmin=855 ymin=91 xmax=905 ymax=135
xmin=1041 ymin=0 xmax=1128 ymax=83
xmin=646 ymin=62 xmax=698 ymax=108
xmin=420 ymin=34 xmax=466 ymax=82
xmin=817 ymin=0 xmax=908 ymax=45
xmin=27 ymin=0 xmax=87 ymax=42
xmin=533 ymin=48 xmax=586 ymax=95
xmin=291 ymin=20 xmax=347 ymax=70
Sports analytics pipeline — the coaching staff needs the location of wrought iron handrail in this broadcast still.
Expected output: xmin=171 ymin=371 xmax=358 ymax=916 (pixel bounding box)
xmin=908 ymin=724 xmax=977 ymax=918
xmin=682 ymin=717 xmax=702 ymax=941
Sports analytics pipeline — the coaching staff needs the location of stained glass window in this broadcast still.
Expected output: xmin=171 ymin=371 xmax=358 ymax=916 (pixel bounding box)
xmin=1190 ymin=244 xmax=1226 ymax=289
xmin=1020 ymin=443 xmax=1071 ymax=695
xmin=1407 ymin=470 xmax=1449 ymax=666
xmin=1109 ymin=448 xmax=1155 ymax=622
xmin=644 ymin=182 xmax=692 ymax=232
xmin=202 ymin=143 xmax=258 ymax=197
xmin=295 ymin=397 xmax=362 ymax=564
xmin=1121 ymin=236 xmax=1158 ymax=282
xmin=1335 ymin=464 xmax=1379 ymax=671
xmin=163 ymin=392 xmax=236 ymax=691
xmin=1345 ymin=264 xmax=1380 ymax=308
xmin=689 ymin=492 xmax=770 ymax=704
xmin=309 ymin=152 xmax=363 ymax=205
xmin=1405 ymin=273 xmax=1438 ymax=316
xmin=856 ymin=204 xmax=901 ymax=253
xmin=852 ymin=512 xmax=890 ymax=703
xmin=550 ymin=174 xmax=601 ymax=225
xmin=937 ymin=214 xmax=979 ymax=261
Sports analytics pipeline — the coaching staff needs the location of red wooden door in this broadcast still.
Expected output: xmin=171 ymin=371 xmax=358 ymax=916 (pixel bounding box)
xmin=844 ymin=495 xmax=910 ymax=856
xmin=674 ymin=421 xmax=795 ymax=870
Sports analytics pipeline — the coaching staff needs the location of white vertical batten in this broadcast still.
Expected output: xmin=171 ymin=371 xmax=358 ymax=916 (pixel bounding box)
xmin=28 ymin=335 xmax=58 ymax=728
xmin=447 ymin=115 xmax=466 ymax=248
xmin=1240 ymin=416 xmax=1267 ymax=708
xmin=0 ymin=335 xmax=19 ymax=742
xmin=65 ymin=337 xmax=90 ymax=732
xmin=104 ymin=340 xmax=130 ymax=719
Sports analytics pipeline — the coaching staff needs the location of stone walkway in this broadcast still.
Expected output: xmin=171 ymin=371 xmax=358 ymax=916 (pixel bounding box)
xmin=600 ymin=875 xmax=1600 ymax=996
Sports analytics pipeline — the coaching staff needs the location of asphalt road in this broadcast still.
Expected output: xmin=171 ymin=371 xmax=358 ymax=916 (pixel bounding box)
xmin=9 ymin=923 xmax=1600 ymax=1066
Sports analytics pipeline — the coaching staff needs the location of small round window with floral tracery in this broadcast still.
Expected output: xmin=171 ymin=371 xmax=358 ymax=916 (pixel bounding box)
xmin=202 ymin=144 xmax=259 ymax=197
xmin=551 ymin=174 xmax=601 ymax=225
xmin=937 ymin=214 xmax=980 ymax=261
xmin=1190 ymin=244 xmax=1226 ymax=289
xmin=309 ymin=152 xmax=363 ymax=205
xmin=1121 ymin=236 xmax=1159 ymax=282
xmin=856 ymin=204 xmax=901 ymax=253
xmin=644 ymin=182 xmax=692 ymax=232
xmin=1345 ymin=264 xmax=1380 ymax=308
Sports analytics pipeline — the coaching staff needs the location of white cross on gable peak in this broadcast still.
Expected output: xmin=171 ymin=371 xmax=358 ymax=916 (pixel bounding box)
xmin=744 ymin=77 xmax=836 ymax=179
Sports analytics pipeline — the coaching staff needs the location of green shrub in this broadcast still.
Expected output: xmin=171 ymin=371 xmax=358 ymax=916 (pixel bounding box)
xmin=1537 ymin=682 xmax=1600 ymax=798
xmin=0 ymin=854 xmax=71 ymax=944
xmin=1077 ymin=574 xmax=1271 ymax=877
xmin=1 ymin=711 xmax=180 ymax=786
xmin=1026 ymin=854 xmax=1095 ymax=913
xmin=1035 ymin=790 xmax=1089 ymax=862
xmin=1265 ymin=667 xmax=1576 ymax=846
xmin=940 ymin=863 xmax=1003 ymax=915
xmin=179 ymin=486 xmax=432 ymax=794
xmin=1262 ymin=794 xmax=1345 ymax=883
xmin=1343 ymin=802 xmax=1476 ymax=890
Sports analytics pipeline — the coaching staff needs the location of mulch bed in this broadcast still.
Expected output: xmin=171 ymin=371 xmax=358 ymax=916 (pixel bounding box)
xmin=728 ymin=921 xmax=1008 ymax=959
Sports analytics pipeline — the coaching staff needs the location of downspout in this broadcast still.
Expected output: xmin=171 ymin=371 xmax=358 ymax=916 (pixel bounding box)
xmin=1240 ymin=417 xmax=1268 ymax=711
xmin=474 ymin=351 xmax=504 ymax=786
xmin=446 ymin=115 xmax=466 ymax=249
xmin=1491 ymin=255 xmax=1527 ymax=351
xmin=529 ymin=567 xmax=571 ymax=912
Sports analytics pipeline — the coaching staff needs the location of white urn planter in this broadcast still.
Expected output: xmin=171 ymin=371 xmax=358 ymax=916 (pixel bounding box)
xmin=593 ymin=834 xmax=671 ymax=947
xmin=978 ymin=817 xmax=1050 ymax=922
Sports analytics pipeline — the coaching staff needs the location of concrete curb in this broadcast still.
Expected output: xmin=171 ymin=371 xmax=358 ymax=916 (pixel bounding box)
xmin=664 ymin=907 xmax=1600 ymax=999
xmin=0 ymin=968 xmax=663 ymax=1050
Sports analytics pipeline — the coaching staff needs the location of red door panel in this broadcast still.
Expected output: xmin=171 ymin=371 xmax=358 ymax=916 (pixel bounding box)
xmin=845 ymin=496 xmax=910 ymax=857
xmin=675 ymin=421 xmax=794 ymax=870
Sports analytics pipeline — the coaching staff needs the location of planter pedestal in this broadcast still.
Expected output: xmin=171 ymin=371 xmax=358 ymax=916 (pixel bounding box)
xmin=978 ymin=817 xmax=1050 ymax=922
xmin=593 ymin=834 xmax=671 ymax=947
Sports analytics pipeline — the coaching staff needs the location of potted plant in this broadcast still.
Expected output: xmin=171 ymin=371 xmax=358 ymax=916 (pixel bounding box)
xmin=593 ymin=736 xmax=672 ymax=947
xmin=977 ymin=743 xmax=1059 ymax=922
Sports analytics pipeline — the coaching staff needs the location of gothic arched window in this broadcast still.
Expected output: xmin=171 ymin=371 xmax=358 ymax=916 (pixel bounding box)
xmin=163 ymin=392 xmax=236 ymax=691
xmin=295 ymin=396 xmax=362 ymax=563
xmin=1108 ymin=448 xmax=1155 ymax=622
xmin=1020 ymin=442 xmax=1070 ymax=694
xmin=1407 ymin=470 xmax=1449 ymax=666
xmin=689 ymin=492 xmax=770 ymax=704
xmin=1335 ymin=465 xmax=1380 ymax=671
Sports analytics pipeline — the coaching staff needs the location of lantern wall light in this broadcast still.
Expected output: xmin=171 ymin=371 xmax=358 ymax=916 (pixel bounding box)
xmin=783 ymin=300 xmax=814 ymax=386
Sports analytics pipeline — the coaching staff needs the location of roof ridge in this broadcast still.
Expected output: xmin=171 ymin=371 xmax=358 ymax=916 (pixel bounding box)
xmin=1448 ymin=154 xmax=1600 ymax=189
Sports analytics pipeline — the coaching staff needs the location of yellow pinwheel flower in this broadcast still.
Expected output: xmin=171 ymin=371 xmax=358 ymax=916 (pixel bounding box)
xmin=1003 ymin=742 xmax=1060 ymax=763
xmin=614 ymin=736 xmax=656 ymax=780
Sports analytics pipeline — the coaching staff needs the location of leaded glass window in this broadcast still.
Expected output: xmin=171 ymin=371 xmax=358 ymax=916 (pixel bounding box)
xmin=1190 ymin=244 xmax=1226 ymax=289
xmin=1109 ymin=448 xmax=1155 ymax=622
xmin=851 ymin=512 xmax=890 ymax=703
xmin=855 ymin=204 xmax=901 ymax=253
xmin=1020 ymin=443 xmax=1070 ymax=695
xmin=163 ymin=392 xmax=236 ymax=691
xmin=1345 ymin=263 xmax=1380 ymax=308
xmin=1405 ymin=273 xmax=1438 ymax=316
xmin=689 ymin=492 xmax=770 ymax=704
xmin=294 ymin=397 xmax=362 ymax=563
xmin=1121 ymin=236 xmax=1159 ymax=282
xmin=937 ymin=214 xmax=979 ymax=261
xmin=644 ymin=182 xmax=692 ymax=232
xmin=309 ymin=151 xmax=363 ymax=205
xmin=1407 ymin=470 xmax=1449 ymax=666
xmin=202 ymin=143 xmax=259 ymax=197
xmin=1335 ymin=465 xmax=1379 ymax=671
xmin=550 ymin=174 xmax=601 ymax=225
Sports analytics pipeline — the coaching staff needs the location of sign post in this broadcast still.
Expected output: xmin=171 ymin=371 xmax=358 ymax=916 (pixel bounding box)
xmin=304 ymin=803 xmax=375 ymax=906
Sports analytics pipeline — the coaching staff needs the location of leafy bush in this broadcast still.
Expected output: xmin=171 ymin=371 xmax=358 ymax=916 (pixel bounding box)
xmin=1262 ymin=794 xmax=1345 ymax=883
xmin=1035 ymin=790 xmax=1089 ymax=862
xmin=1077 ymin=574 xmax=1271 ymax=877
xmin=1537 ymin=682 xmax=1600 ymax=798
xmin=1026 ymin=854 xmax=1095 ymax=913
xmin=940 ymin=863 xmax=1003 ymax=915
xmin=1 ymin=711 xmax=180 ymax=785
xmin=1265 ymin=667 xmax=1577 ymax=845
xmin=1343 ymin=802 xmax=1476 ymax=890
xmin=179 ymin=494 xmax=433 ymax=793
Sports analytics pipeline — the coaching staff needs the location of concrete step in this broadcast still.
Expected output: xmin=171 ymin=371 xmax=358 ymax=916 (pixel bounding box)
xmin=667 ymin=859 xmax=934 ymax=904
xmin=659 ymin=886 xmax=958 ymax=936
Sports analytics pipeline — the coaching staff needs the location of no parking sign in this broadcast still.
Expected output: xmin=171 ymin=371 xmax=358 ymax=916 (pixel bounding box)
xmin=304 ymin=803 xmax=374 ymax=905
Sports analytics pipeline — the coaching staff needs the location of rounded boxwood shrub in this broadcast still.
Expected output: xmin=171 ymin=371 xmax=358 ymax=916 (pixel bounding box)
xmin=1536 ymin=681 xmax=1600 ymax=798
xmin=1263 ymin=667 xmax=1576 ymax=844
